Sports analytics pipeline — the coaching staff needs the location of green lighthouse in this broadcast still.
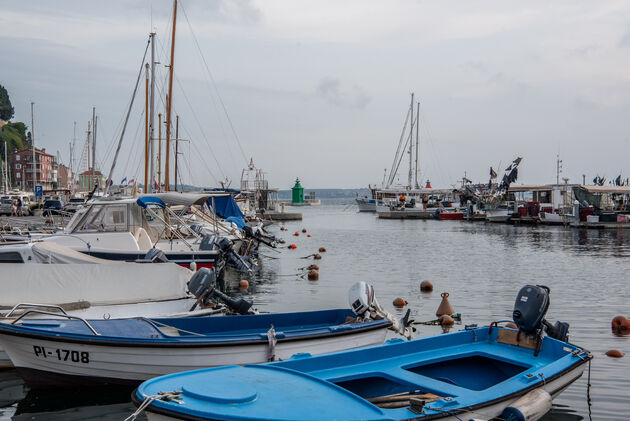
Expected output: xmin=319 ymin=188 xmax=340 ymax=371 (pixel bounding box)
xmin=291 ymin=178 xmax=304 ymax=204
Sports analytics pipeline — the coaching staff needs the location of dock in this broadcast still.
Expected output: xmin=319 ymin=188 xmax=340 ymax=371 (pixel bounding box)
xmin=378 ymin=210 xmax=435 ymax=219
xmin=265 ymin=211 xmax=302 ymax=221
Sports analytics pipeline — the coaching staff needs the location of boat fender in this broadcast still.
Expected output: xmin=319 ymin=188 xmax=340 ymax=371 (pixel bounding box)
xmin=501 ymin=389 xmax=552 ymax=421
xmin=436 ymin=292 xmax=455 ymax=317
xmin=612 ymin=315 xmax=630 ymax=335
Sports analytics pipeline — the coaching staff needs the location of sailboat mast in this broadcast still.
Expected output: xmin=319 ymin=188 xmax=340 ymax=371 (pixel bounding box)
xmin=86 ymin=121 xmax=91 ymax=181
xmin=174 ymin=114 xmax=179 ymax=192
xmin=165 ymin=0 xmax=177 ymax=192
xmin=149 ymin=32 xmax=156 ymax=193
xmin=30 ymin=101 xmax=36 ymax=192
xmin=408 ymin=92 xmax=414 ymax=188
xmin=415 ymin=101 xmax=420 ymax=189
xmin=4 ymin=141 xmax=8 ymax=193
xmin=144 ymin=63 xmax=150 ymax=191
xmin=158 ymin=113 xmax=162 ymax=191
xmin=92 ymin=107 xmax=96 ymax=174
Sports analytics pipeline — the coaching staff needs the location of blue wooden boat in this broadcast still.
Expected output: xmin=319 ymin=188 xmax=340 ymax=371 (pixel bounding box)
xmin=0 ymin=309 xmax=391 ymax=388
xmin=132 ymin=285 xmax=592 ymax=421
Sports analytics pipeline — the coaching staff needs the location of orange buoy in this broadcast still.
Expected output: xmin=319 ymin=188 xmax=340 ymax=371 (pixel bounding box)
xmin=393 ymin=297 xmax=407 ymax=307
xmin=308 ymin=264 xmax=319 ymax=271
xmin=239 ymin=280 xmax=249 ymax=289
xmin=279 ymin=239 xmax=286 ymax=244
xmin=318 ymin=247 xmax=326 ymax=253
xmin=438 ymin=314 xmax=454 ymax=327
xmin=289 ymin=244 xmax=297 ymax=249
xmin=420 ymin=280 xmax=433 ymax=292
xmin=612 ymin=315 xmax=630 ymax=335
xmin=307 ymin=234 xmax=311 ymax=238
xmin=505 ymin=322 xmax=518 ymax=329
xmin=307 ymin=270 xmax=319 ymax=281
xmin=294 ymin=232 xmax=300 ymax=236
xmin=302 ymin=228 xmax=307 ymax=233
xmin=313 ymin=253 xmax=322 ymax=260
xmin=436 ymin=292 xmax=455 ymax=317
xmin=606 ymin=349 xmax=625 ymax=358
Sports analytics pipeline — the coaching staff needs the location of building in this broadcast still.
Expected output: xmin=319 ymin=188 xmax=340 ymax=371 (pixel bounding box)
xmin=56 ymin=164 xmax=73 ymax=190
xmin=78 ymin=169 xmax=105 ymax=191
xmin=11 ymin=147 xmax=56 ymax=190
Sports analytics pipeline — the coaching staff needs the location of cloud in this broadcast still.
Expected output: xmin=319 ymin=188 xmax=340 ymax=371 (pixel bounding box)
xmin=619 ymin=25 xmax=630 ymax=48
xmin=316 ymin=77 xmax=371 ymax=109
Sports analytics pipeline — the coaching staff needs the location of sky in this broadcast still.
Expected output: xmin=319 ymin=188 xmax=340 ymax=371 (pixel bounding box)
xmin=1 ymin=0 xmax=630 ymax=189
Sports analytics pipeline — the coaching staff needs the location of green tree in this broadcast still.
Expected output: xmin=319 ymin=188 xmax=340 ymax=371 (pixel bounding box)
xmin=0 ymin=85 xmax=14 ymax=122
xmin=0 ymin=122 xmax=26 ymax=156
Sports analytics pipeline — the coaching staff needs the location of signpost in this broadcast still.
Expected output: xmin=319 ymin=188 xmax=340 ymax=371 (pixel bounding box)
xmin=35 ymin=185 xmax=42 ymax=198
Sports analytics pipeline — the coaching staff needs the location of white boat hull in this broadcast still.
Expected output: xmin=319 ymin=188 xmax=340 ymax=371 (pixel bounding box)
xmin=485 ymin=208 xmax=512 ymax=222
xmin=142 ymin=359 xmax=586 ymax=421
xmin=0 ymin=326 xmax=387 ymax=387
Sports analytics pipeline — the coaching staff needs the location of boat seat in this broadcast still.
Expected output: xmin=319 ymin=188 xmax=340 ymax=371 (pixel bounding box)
xmin=134 ymin=227 xmax=153 ymax=250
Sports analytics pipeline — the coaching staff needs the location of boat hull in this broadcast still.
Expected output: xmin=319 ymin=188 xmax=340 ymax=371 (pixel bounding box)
xmin=0 ymin=324 xmax=387 ymax=388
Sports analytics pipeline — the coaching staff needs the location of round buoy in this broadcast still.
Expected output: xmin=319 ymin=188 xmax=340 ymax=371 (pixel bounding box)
xmin=313 ymin=253 xmax=322 ymax=260
xmin=436 ymin=292 xmax=455 ymax=317
xmin=318 ymin=247 xmax=327 ymax=253
xmin=279 ymin=239 xmax=286 ymax=244
xmin=612 ymin=315 xmax=630 ymax=335
xmin=308 ymin=264 xmax=319 ymax=271
xmin=505 ymin=322 xmax=518 ymax=329
xmin=239 ymin=280 xmax=249 ymax=289
xmin=302 ymin=228 xmax=307 ymax=233
xmin=307 ymin=270 xmax=319 ymax=281
xmin=605 ymin=349 xmax=625 ymax=358
xmin=420 ymin=280 xmax=433 ymax=292
xmin=438 ymin=314 xmax=454 ymax=327
xmin=294 ymin=232 xmax=300 ymax=236
xmin=307 ymin=234 xmax=311 ymax=238
xmin=393 ymin=298 xmax=407 ymax=307
xmin=288 ymin=244 xmax=297 ymax=249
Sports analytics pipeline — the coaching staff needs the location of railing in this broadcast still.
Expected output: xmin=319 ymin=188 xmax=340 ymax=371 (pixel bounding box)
xmin=10 ymin=310 xmax=101 ymax=335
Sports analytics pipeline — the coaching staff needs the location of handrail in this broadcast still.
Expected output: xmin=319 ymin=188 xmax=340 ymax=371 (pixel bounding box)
xmin=10 ymin=310 xmax=101 ymax=336
xmin=4 ymin=303 xmax=69 ymax=319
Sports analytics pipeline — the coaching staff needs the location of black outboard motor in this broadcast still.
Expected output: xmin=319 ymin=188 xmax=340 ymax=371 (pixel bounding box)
xmin=513 ymin=285 xmax=569 ymax=355
xmin=143 ymin=248 xmax=169 ymax=263
xmin=200 ymin=234 xmax=255 ymax=274
xmin=187 ymin=267 xmax=254 ymax=315
xmin=207 ymin=288 xmax=254 ymax=315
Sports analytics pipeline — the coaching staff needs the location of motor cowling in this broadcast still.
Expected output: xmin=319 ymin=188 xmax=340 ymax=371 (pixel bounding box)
xmin=348 ymin=282 xmax=412 ymax=339
xmin=144 ymin=248 xmax=169 ymax=263
xmin=348 ymin=281 xmax=375 ymax=317
xmin=187 ymin=267 xmax=217 ymax=302
xmin=512 ymin=285 xmax=549 ymax=333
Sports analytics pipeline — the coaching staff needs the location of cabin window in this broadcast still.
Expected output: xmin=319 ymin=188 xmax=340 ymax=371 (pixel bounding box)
xmin=75 ymin=204 xmax=129 ymax=232
xmin=0 ymin=252 xmax=24 ymax=263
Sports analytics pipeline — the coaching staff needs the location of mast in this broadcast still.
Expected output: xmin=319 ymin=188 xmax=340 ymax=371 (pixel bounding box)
xmin=149 ymin=32 xmax=156 ymax=193
xmin=4 ymin=141 xmax=8 ymax=193
xmin=86 ymin=121 xmax=91 ymax=184
xmin=144 ymin=63 xmax=150 ymax=191
xmin=91 ymin=107 xmax=96 ymax=174
xmin=414 ymin=101 xmax=420 ymax=189
xmin=174 ymin=114 xmax=179 ymax=192
xmin=408 ymin=92 xmax=414 ymax=188
xmin=30 ymin=101 xmax=36 ymax=192
xmin=165 ymin=0 xmax=178 ymax=192
xmin=158 ymin=113 xmax=162 ymax=191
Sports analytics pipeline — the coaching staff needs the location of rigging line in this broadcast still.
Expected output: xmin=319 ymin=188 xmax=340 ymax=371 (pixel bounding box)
xmin=387 ymin=107 xmax=411 ymax=187
xmin=104 ymin=36 xmax=151 ymax=195
xmin=175 ymin=76 xmax=227 ymax=178
xmin=180 ymin=1 xmax=248 ymax=165
xmin=181 ymin=124 xmax=220 ymax=185
xmin=418 ymin=101 xmax=452 ymax=185
xmin=120 ymin=109 xmax=146 ymax=180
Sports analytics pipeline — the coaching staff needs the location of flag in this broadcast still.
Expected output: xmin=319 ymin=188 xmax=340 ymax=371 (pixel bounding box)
xmin=154 ymin=180 xmax=159 ymax=189
xmin=512 ymin=157 xmax=523 ymax=166
xmin=121 ymin=177 xmax=127 ymax=185
xmin=107 ymin=178 xmax=113 ymax=186
xmin=490 ymin=167 xmax=497 ymax=179
xmin=129 ymin=179 xmax=135 ymax=184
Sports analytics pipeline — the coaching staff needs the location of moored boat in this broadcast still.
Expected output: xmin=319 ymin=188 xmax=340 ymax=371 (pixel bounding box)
xmin=131 ymin=285 xmax=592 ymax=421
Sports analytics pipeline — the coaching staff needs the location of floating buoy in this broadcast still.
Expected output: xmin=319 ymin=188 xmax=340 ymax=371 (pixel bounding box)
xmin=501 ymin=389 xmax=552 ymax=421
xmin=612 ymin=315 xmax=630 ymax=335
xmin=420 ymin=280 xmax=433 ymax=292
xmin=308 ymin=264 xmax=319 ymax=270
xmin=302 ymin=228 xmax=307 ymax=233
xmin=313 ymin=253 xmax=322 ymax=260
xmin=294 ymin=232 xmax=300 ymax=236
xmin=288 ymin=244 xmax=297 ymax=249
xmin=279 ymin=239 xmax=286 ymax=244
xmin=307 ymin=270 xmax=319 ymax=281
xmin=307 ymin=234 xmax=311 ymax=238
xmin=393 ymin=297 xmax=407 ymax=307
xmin=505 ymin=322 xmax=518 ymax=329
xmin=239 ymin=280 xmax=249 ymax=289
xmin=189 ymin=261 xmax=197 ymax=272
xmin=606 ymin=349 xmax=625 ymax=358
xmin=438 ymin=314 xmax=454 ymax=326
xmin=318 ymin=247 xmax=326 ymax=253
xmin=436 ymin=292 xmax=455 ymax=317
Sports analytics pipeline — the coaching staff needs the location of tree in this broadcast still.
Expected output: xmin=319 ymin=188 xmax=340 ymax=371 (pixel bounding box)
xmin=0 ymin=122 xmax=26 ymax=157
xmin=0 ymin=85 xmax=14 ymax=122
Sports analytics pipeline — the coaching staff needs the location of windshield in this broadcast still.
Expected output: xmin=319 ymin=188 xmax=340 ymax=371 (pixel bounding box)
xmin=74 ymin=204 xmax=129 ymax=232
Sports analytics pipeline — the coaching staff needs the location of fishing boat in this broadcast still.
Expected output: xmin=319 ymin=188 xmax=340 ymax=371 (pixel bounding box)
xmin=131 ymin=285 xmax=592 ymax=421
xmin=0 ymin=282 xmax=403 ymax=388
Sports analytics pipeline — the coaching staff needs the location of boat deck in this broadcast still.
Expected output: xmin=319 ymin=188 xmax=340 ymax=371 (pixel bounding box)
xmin=378 ymin=210 xmax=435 ymax=219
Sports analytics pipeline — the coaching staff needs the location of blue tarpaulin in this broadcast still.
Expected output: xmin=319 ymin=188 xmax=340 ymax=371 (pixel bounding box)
xmin=208 ymin=196 xmax=244 ymax=221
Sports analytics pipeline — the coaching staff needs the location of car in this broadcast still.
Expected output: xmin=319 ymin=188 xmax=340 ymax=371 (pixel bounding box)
xmin=42 ymin=199 xmax=64 ymax=215
xmin=0 ymin=195 xmax=33 ymax=216
xmin=63 ymin=197 xmax=86 ymax=213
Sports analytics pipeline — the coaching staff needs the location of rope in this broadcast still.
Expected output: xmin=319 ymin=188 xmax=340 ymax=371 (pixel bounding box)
xmin=587 ymin=358 xmax=593 ymax=421
xmin=124 ymin=391 xmax=183 ymax=421
xmin=266 ymin=324 xmax=277 ymax=362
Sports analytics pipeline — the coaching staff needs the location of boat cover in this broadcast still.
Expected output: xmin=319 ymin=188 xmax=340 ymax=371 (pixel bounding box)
xmin=208 ymin=196 xmax=244 ymax=220
xmin=31 ymin=242 xmax=111 ymax=264
xmin=0 ymin=263 xmax=192 ymax=306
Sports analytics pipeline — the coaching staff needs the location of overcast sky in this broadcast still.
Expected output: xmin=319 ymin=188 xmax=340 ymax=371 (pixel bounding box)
xmin=2 ymin=0 xmax=630 ymax=189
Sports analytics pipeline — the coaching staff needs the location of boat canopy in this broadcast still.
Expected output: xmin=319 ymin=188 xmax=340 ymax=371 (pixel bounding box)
xmin=137 ymin=196 xmax=167 ymax=209
xmin=208 ymin=196 xmax=244 ymax=220
xmin=147 ymin=192 xmax=230 ymax=207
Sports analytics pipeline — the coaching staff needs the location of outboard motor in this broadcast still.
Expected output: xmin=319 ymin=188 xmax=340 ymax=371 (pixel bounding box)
xmin=143 ymin=248 xmax=169 ymax=263
xmin=201 ymin=234 xmax=255 ymax=274
xmin=199 ymin=234 xmax=221 ymax=251
xmin=187 ymin=267 xmax=218 ymax=310
xmin=348 ymin=281 xmax=413 ymax=339
xmin=207 ymin=288 xmax=254 ymax=315
xmin=513 ymin=285 xmax=569 ymax=355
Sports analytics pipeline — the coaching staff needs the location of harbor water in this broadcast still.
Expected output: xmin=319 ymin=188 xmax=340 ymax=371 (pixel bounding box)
xmin=0 ymin=201 xmax=628 ymax=420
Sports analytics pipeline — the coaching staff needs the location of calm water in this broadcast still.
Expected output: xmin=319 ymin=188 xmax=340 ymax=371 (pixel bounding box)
xmin=0 ymin=201 xmax=628 ymax=420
